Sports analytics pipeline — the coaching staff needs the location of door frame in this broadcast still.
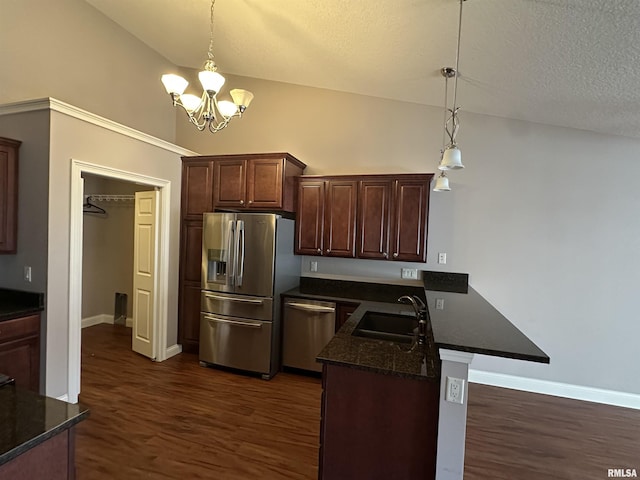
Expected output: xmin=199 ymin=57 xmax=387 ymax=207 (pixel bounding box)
xmin=68 ymin=159 xmax=171 ymax=403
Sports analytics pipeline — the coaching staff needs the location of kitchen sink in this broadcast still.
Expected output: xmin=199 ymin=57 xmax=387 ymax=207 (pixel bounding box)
xmin=352 ymin=311 xmax=417 ymax=344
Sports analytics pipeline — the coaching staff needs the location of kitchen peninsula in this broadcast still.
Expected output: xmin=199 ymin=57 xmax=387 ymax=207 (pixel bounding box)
xmin=287 ymin=272 xmax=549 ymax=480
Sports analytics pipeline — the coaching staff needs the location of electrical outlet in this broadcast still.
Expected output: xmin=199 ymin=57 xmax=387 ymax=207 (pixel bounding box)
xmin=24 ymin=266 xmax=32 ymax=283
xmin=401 ymin=268 xmax=418 ymax=280
xmin=445 ymin=377 xmax=465 ymax=404
xmin=438 ymin=252 xmax=447 ymax=264
xmin=435 ymin=298 xmax=444 ymax=310
xmin=310 ymin=261 xmax=318 ymax=272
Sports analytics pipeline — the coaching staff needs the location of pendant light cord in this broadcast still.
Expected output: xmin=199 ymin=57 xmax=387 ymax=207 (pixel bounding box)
xmin=452 ymin=0 xmax=464 ymax=110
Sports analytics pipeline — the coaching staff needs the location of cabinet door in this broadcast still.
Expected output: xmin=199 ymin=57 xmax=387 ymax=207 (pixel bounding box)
xmin=181 ymin=221 xmax=203 ymax=283
xmin=357 ymin=179 xmax=392 ymax=260
xmin=178 ymin=221 xmax=203 ymax=353
xmin=0 ymin=138 xmax=20 ymax=253
xmin=335 ymin=302 xmax=359 ymax=332
xmin=391 ymin=179 xmax=428 ymax=262
xmin=246 ymin=158 xmax=284 ymax=209
xmin=0 ymin=315 xmax=40 ymax=391
xmin=324 ymin=180 xmax=357 ymax=258
xmin=214 ymin=159 xmax=246 ymax=208
xmin=295 ymin=180 xmax=325 ymax=255
xmin=178 ymin=283 xmax=202 ymax=354
xmin=181 ymin=160 xmax=213 ymax=220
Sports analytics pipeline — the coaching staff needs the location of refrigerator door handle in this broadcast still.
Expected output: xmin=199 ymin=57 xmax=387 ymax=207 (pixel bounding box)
xmin=236 ymin=220 xmax=245 ymax=287
xmin=203 ymin=293 xmax=265 ymax=305
xmin=285 ymin=302 xmax=336 ymax=313
xmin=227 ymin=220 xmax=236 ymax=286
xmin=203 ymin=314 xmax=262 ymax=329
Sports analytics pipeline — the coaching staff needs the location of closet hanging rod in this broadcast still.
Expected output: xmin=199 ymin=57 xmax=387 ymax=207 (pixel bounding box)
xmin=84 ymin=194 xmax=135 ymax=202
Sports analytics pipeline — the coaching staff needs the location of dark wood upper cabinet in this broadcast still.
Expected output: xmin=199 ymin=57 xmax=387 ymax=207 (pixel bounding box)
xmin=357 ymin=179 xmax=392 ymax=260
xmin=295 ymin=178 xmax=357 ymax=258
xmin=213 ymin=153 xmax=305 ymax=212
xmin=391 ymin=177 xmax=430 ymax=262
xmin=0 ymin=137 xmax=21 ymax=254
xmin=295 ymin=180 xmax=325 ymax=255
xmin=181 ymin=160 xmax=214 ymax=220
xmin=324 ymin=180 xmax=358 ymax=257
xmin=297 ymin=174 xmax=432 ymax=262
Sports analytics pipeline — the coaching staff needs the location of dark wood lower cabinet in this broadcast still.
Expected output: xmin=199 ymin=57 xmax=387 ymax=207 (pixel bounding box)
xmin=319 ymin=363 xmax=439 ymax=480
xmin=0 ymin=314 xmax=40 ymax=392
xmin=0 ymin=428 xmax=77 ymax=480
xmin=178 ymin=283 xmax=202 ymax=354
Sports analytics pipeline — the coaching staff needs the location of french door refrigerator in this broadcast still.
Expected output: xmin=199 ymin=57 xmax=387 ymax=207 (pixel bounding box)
xmin=199 ymin=212 xmax=300 ymax=379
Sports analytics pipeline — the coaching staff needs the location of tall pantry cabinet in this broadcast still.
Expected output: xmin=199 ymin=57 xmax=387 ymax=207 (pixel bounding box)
xmin=178 ymin=153 xmax=305 ymax=353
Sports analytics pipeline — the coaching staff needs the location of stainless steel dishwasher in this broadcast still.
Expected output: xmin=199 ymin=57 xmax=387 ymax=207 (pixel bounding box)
xmin=282 ymin=298 xmax=336 ymax=372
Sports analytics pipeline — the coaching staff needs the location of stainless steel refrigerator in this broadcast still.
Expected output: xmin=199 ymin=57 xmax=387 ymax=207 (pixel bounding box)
xmin=199 ymin=212 xmax=300 ymax=379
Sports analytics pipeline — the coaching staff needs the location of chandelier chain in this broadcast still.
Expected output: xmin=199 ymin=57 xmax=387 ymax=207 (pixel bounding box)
xmin=208 ymin=0 xmax=216 ymax=62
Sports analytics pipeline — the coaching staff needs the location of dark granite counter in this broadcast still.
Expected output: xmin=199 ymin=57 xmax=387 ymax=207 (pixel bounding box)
xmin=0 ymin=384 xmax=89 ymax=466
xmin=287 ymin=273 xmax=549 ymax=380
xmin=0 ymin=289 xmax=44 ymax=322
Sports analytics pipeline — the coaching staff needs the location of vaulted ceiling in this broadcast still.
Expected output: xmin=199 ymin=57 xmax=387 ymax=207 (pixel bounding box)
xmin=86 ymin=0 xmax=640 ymax=139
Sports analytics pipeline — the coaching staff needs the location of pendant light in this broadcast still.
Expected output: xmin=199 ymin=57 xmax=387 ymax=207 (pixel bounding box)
xmin=434 ymin=0 xmax=466 ymax=191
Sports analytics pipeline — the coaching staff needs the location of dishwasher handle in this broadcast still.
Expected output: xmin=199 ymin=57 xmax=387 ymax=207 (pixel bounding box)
xmin=285 ymin=302 xmax=336 ymax=313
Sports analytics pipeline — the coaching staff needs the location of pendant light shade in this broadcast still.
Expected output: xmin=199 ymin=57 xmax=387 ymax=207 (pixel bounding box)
xmin=439 ymin=146 xmax=464 ymax=170
xmin=433 ymin=172 xmax=451 ymax=192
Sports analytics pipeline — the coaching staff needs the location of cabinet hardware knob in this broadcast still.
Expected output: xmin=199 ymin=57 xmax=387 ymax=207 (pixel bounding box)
xmin=317 ymin=248 xmax=322 ymax=254
xmin=248 ymin=200 xmax=252 ymax=204
xmin=326 ymin=249 xmax=331 ymax=253
xmin=240 ymin=200 xmax=244 ymax=205
xmin=393 ymin=252 xmax=398 ymax=258
xmin=383 ymin=252 xmax=388 ymax=258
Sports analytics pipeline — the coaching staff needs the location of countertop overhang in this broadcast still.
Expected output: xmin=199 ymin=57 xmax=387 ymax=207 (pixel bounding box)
xmin=0 ymin=289 xmax=45 ymax=322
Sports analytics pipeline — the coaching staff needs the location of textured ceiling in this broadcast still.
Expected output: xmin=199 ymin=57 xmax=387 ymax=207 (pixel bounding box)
xmin=86 ymin=0 xmax=640 ymax=139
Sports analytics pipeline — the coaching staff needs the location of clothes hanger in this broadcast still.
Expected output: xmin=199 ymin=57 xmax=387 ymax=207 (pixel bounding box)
xmin=83 ymin=195 xmax=107 ymax=215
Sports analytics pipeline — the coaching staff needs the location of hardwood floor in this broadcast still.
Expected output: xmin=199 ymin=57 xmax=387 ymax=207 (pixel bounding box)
xmin=76 ymin=324 xmax=640 ymax=479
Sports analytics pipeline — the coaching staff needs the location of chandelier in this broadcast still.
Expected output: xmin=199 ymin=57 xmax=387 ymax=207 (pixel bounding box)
xmin=434 ymin=0 xmax=466 ymax=192
xmin=161 ymin=0 xmax=254 ymax=133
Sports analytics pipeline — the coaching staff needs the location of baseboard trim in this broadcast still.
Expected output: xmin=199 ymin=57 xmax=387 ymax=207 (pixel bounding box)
xmin=165 ymin=344 xmax=182 ymax=359
xmin=81 ymin=314 xmax=112 ymax=328
xmin=469 ymin=369 xmax=640 ymax=410
xmin=56 ymin=394 xmax=70 ymax=402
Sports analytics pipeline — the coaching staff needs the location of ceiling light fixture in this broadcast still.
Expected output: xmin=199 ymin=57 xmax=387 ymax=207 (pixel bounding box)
xmin=434 ymin=0 xmax=466 ymax=192
xmin=160 ymin=0 xmax=254 ymax=133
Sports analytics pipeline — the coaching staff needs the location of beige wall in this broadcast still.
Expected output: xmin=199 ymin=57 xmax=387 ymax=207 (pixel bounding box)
xmin=0 ymin=0 xmax=177 ymax=142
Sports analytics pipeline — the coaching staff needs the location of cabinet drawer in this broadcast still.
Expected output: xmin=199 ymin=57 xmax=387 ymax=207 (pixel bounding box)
xmin=0 ymin=314 xmax=39 ymax=343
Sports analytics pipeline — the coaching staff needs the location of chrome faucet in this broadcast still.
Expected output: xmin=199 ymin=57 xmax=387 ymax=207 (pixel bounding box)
xmin=398 ymin=295 xmax=428 ymax=345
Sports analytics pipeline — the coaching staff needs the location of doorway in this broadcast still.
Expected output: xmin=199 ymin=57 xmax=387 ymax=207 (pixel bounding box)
xmin=68 ymin=159 xmax=172 ymax=403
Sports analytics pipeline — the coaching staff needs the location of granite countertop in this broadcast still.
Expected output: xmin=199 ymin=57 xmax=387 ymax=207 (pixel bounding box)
xmin=0 ymin=289 xmax=45 ymax=322
xmin=0 ymin=384 xmax=89 ymax=466
xmin=285 ymin=273 xmax=549 ymax=380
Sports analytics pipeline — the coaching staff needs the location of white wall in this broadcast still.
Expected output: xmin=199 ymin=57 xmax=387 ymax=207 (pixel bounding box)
xmin=177 ymin=73 xmax=640 ymax=396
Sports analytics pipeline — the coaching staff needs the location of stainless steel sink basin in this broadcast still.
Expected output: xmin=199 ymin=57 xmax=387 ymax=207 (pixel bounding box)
xmin=352 ymin=311 xmax=417 ymax=344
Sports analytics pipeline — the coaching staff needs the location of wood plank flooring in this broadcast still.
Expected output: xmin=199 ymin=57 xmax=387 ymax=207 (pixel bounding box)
xmin=76 ymin=324 xmax=640 ymax=479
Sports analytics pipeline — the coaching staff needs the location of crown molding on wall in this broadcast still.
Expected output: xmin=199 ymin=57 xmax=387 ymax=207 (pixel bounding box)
xmin=0 ymin=97 xmax=199 ymax=157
